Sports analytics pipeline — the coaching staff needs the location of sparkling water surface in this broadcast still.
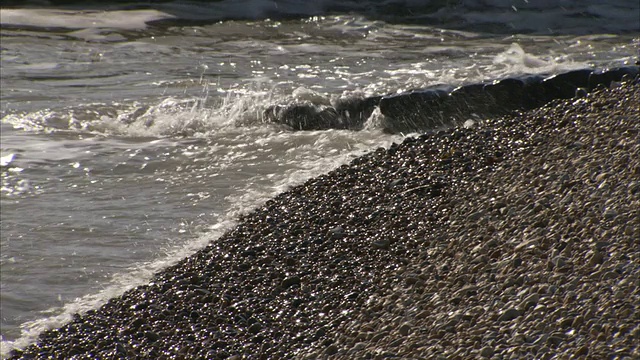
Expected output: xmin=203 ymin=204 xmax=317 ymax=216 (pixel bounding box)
xmin=1 ymin=1 xmax=638 ymax=354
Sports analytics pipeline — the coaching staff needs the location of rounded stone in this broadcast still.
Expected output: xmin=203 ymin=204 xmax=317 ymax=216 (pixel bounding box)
xmin=498 ymin=308 xmax=521 ymax=322
xmin=281 ymin=276 xmax=301 ymax=288
xmin=248 ymin=323 xmax=262 ymax=334
xmin=480 ymin=346 xmax=495 ymax=358
xmin=398 ymin=323 xmax=411 ymax=336
xmin=372 ymin=239 xmax=391 ymax=249
xmin=324 ymin=344 xmax=338 ymax=356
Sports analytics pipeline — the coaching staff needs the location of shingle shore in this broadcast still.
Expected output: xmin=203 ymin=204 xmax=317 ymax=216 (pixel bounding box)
xmin=10 ymin=82 xmax=639 ymax=359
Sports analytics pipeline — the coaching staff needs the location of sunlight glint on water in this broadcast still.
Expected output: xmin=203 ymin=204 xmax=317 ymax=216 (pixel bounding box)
xmin=1 ymin=1 xmax=638 ymax=355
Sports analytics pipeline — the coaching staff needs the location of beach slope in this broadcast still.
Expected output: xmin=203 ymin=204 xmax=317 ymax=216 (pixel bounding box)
xmin=9 ymin=82 xmax=639 ymax=359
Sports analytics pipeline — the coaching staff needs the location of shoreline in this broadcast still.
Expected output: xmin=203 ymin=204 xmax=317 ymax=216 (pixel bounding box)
xmin=9 ymin=82 xmax=640 ymax=359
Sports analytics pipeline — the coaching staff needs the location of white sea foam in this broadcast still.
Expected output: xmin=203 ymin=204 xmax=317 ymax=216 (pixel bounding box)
xmin=1 ymin=88 xmax=280 ymax=138
xmin=0 ymin=9 xmax=175 ymax=30
xmin=0 ymin=153 xmax=15 ymax=167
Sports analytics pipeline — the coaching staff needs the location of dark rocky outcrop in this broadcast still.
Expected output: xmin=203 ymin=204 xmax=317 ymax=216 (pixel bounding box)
xmin=263 ymin=104 xmax=343 ymax=131
xmin=264 ymin=66 xmax=639 ymax=134
xmin=263 ymin=95 xmax=383 ymax=131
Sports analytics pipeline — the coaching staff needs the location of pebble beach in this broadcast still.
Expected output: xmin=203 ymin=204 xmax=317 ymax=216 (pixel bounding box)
xmin=9 ymin=81 xmax=639 ymax=359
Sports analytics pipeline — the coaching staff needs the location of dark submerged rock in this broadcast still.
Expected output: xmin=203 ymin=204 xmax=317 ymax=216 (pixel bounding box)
xmin=263 ymin=103 xmax=343 ymax=130
xmin=377 ymin=66 xmax=639 ymax=133
xmin=334 ymin=95 xmax=382 ymax=127
xmin=262 ymin=96 xmax=382 ymax=131
xmin=263 ymin=66 xmax=639 ymax=134
xmin=589 ymin=66 xmax=640 ymax=90
xmin=378 ymin=85 xmax=455 ymax=133
xmin=542 ymin=69 xmax=592 ymax=100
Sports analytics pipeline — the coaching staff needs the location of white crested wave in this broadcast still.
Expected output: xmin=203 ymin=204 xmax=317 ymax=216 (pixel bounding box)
xmin=0 ymin=40 xmax=592 ymax=139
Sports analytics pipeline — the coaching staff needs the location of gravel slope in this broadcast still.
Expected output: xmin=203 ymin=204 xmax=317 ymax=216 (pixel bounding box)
xmin=9 ymin=82 xmax=639 ymax=359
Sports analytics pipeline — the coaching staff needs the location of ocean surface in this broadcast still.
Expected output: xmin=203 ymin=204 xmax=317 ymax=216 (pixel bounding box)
xmin=0 ymin=0 xmax=638 ymax=355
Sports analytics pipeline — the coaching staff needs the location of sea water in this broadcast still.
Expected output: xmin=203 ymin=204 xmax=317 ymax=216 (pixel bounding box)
xmin=0 ymin=0 xmax=637 ymax=355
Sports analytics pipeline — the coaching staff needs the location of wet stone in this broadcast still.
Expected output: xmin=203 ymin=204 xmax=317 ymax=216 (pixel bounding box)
xmin=324 ymin=344 xmax=338 ymax=356
xmin=480 ymin=346 xmax=495 ymax=358
xmin=398 ymin=323 xmax=411 ymax=336
xmin=498 ymin=308 xmax=521 ymax=322
xmin=329 ymin=225 xmax=345 ymax=239
xmin=248 ymin=323 xmax=262 ymax=334
xmin=281 ymin=276 xmax=301 ymax=289
xmin=372 ymin=239 xmax=391 ymax=249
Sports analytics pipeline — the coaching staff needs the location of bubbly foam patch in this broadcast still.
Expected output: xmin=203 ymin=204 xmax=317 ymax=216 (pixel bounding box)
xmin=1 ymin=91 xmax=276 ymax=138
xmin=485 ymin=43 xmax=588 ymax=80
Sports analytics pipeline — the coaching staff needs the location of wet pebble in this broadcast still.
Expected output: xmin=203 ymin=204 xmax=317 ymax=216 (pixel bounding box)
xmin=498 ymin=308 xmax=521 ymax=322
xmin=398 ymin=323 xmax=411 ymax=336
xmin=480 ymin=346 xmax=494 ymax=358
